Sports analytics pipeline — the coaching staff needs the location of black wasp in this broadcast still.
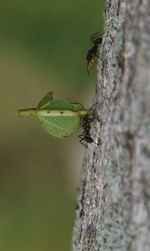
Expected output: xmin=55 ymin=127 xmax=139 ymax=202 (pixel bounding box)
xmin=79 ymin=115 xmax=95 ymax=147
xmin=86 ymin=32 xmax=102 ymax=74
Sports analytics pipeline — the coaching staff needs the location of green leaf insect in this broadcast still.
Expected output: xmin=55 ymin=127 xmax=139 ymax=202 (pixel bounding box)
xmin=17 ymin=92 xmax=92 ymax=138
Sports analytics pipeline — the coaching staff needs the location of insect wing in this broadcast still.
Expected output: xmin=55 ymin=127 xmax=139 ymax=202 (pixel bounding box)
xmin=38 ymin=92 xmax=85 ymax=111
xmin=38 ymin=91 xmax=53 ymax=109
xmin=37 ymin=111 xmax=81 ymax=138
xmin=46 ymin=99 xmax=73 ymax=110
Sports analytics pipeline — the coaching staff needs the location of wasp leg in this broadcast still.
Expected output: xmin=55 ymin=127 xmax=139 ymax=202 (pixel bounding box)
xmin=79 ymin=134 xmax=87 ymax=147
xmin=95 ymin=51 xmax=105 ymax=65
xmin=91 ymin=102 xmax=98 ymax=110
xmin=79 ymin=134 xmax=84 ymax=139
xmin=79 ymin=137 xmax=87 ymax=147
xmin=90 ymin=32 xmax=101 ymax=42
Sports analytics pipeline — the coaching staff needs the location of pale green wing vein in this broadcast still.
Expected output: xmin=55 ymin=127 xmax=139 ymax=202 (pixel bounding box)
xmin=39 ymin=116 xmax=65 ymax=130
xmin=40 ymin=101 xmax=51 ymax=109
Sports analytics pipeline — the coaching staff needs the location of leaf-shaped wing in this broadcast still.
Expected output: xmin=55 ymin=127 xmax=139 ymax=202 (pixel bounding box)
xmin=38 ymin=91 xmax=53 ymax=109
xmin=46 ymin=99 xmax=73 ymax=110
xmin=37 ymin=111 xmax=81 ymax=138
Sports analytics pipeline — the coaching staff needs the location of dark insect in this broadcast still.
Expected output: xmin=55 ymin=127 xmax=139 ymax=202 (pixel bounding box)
xmin=79 ymin=115 xmax=94 ymax=147
xmin=86 ymin=32 xmax=102 ymax=74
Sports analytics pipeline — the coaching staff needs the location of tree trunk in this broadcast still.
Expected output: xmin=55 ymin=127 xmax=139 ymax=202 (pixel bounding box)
xmin=72 ymin=0 xmax=150 ymax=250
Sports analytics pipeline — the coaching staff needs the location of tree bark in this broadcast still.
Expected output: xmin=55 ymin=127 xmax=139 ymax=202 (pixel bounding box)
xmin=72 ymin=0 xmax=150 ymax=250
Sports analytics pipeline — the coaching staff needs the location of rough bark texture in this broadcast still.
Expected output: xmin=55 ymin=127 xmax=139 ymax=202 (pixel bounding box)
xmin=72 ymin=0 xmax=150 ymax=250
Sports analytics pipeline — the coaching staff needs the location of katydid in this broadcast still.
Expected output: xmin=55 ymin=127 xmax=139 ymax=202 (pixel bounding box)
xmin=18 ymin=92 xmax=93 ymax=141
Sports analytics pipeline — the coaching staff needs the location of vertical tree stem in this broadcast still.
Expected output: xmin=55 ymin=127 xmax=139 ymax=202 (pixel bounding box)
xmin=72 ymin=0 xmax=150 ymax=250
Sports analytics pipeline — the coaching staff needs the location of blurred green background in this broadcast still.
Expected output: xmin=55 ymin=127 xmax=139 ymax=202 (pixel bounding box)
xmin=0 ymin=1 xmax=104 ymax=250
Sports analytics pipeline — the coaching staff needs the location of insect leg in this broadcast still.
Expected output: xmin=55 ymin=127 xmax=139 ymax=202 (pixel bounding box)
xmin=79 ymin=134 xmax=84 ymax=139
xmin=90 ymin=32 xmax=101 ymax=42
xmin=79 ymin=137 xmax=87 ymax=147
